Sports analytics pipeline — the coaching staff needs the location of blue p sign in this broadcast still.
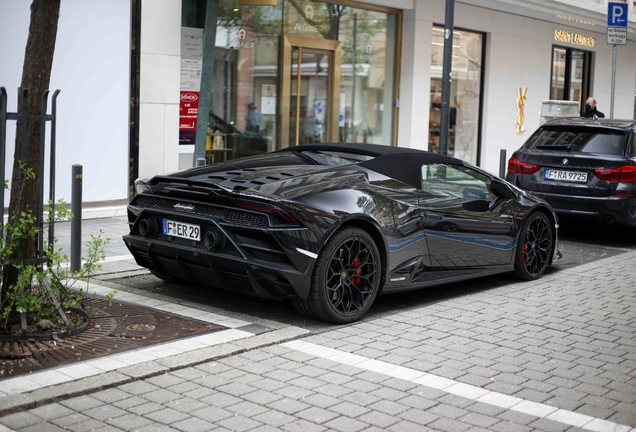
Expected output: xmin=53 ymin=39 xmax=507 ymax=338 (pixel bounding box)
xmin=608 ymin=2 xmax=628 ymax=27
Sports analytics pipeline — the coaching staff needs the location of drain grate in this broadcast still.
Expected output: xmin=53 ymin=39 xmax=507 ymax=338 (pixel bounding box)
xmin=0 ymin=296 xmax=224 ymax=379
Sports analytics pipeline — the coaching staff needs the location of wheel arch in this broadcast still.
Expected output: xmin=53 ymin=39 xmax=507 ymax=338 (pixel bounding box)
xmin=321 ymin=216 xmax=388 ymax=293
xmin=531 ymin=205 xmax=559 ymax=265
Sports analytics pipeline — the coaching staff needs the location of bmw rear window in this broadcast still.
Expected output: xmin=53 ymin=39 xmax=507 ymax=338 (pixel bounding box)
xmin=523 ymin=127 xmax=627 ymax=156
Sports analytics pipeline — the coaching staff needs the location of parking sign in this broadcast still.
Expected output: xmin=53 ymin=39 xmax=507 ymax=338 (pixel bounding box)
xmin=608 ymin=2 xmax=628 ymax=27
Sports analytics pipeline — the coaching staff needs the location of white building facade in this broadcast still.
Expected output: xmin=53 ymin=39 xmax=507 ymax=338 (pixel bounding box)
xmin=1 ymin=0 xmax=635 ymax=205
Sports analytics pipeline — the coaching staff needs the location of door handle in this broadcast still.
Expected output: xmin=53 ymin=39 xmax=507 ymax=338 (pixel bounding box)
xmin=424 ymin=213 xmax=443 ymax=220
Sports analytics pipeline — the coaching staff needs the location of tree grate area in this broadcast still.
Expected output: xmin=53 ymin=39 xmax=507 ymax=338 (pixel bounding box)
xmin=0 ymin=296 xmax=224 ymax=379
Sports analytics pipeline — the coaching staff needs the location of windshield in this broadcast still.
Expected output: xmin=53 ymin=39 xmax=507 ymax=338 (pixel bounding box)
xmin=523 ymin=127 xmax=627 ymax=156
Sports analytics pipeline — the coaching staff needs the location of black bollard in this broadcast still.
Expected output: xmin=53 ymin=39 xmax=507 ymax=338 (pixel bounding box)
xmin=71 ymin=164 xmax=82 ymax=273
xmin=499 ymin=149 xmax=507 ymax=178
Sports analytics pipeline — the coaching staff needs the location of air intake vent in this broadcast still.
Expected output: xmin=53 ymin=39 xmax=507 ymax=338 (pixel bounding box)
xmin=135 ymin=196 xmax=269 ymax=227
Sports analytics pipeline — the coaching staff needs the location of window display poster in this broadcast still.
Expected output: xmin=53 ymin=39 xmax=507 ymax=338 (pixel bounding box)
xmin=261 ymin=84 xmax=277 ymax=115
xmin=180 ymin=27 xmax=204 ymax=144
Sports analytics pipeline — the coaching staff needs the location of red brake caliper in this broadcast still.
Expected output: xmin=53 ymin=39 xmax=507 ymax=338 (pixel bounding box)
xmin=350 ymin=249 xmax=362 ymax=286
xmin=523 ymin=234 xmax=530 ymax=263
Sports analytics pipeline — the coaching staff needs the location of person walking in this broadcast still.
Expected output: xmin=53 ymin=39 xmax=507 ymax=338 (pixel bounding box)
xmin=245 ymin=103 xmax=262 ymax=133
xmin=582 ymin=97 xmax=605 ymax=118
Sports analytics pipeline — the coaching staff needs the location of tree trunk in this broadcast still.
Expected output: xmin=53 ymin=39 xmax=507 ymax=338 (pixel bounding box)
xmin=0 ymin=0 xmax=60 ymax=318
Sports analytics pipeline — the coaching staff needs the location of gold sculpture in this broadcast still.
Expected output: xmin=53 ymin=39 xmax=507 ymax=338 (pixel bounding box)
xmin=515 ymin=87 xmax=528 ymax=133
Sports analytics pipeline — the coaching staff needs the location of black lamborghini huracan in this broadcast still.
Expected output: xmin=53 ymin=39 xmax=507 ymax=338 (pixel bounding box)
xmin=123 ymin=143 xmax=561 ymax=323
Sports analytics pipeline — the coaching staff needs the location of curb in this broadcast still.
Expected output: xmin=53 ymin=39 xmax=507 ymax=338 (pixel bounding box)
xmin=0 ymin=326 xmax=311 ymax=417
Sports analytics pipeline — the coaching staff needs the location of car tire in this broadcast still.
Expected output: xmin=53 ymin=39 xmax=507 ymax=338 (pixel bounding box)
xmin=149 ymin=269 xmax=188 ymax=285
xmin=513 ymin=211 xmax=553 ymax=281
xmin=296 ymin=227 xmax=381 ymax=324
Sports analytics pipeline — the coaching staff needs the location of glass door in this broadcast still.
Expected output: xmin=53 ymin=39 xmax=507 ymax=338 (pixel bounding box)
xmin=281 ymin=35 xmax=341 ymax=147
xmin=550 ymin=46 xmax=593 ymax=113
xmin=290 ymin=47 xmax=332 ymax=145
xmin=569 ymin=50 xmax=584 ymax=105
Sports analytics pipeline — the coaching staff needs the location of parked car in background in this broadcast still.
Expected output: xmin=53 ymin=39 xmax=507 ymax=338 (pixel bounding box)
xmin=124 ymin=143 xmax=561 ymax=323
xmin=506 ymin=117 xmax=636 ymax=226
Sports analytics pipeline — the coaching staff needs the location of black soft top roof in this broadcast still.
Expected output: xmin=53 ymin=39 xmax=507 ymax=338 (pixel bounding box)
xmin=277 ymin=143 xmax=465 ymax=189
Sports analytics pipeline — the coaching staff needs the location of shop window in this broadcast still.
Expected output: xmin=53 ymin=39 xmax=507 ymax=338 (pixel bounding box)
xmin=429 ymin=26 xmax=484 ymax=164
xmin=550 ymin=45 xmax=592 ymax=113
xmin=181 ymin=0 xmax=282 ymax=160
xmin=182 ymin=0 xmax=400 ymax=160
xmin=283 ymin=0 xmax=400 ymax=146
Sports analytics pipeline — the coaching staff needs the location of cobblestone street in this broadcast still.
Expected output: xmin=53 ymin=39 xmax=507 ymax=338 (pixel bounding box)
xmin=1 ymin=245 xmax=634 ymax=431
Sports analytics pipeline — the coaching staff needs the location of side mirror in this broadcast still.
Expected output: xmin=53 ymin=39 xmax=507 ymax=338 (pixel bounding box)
xmin=462 ymin=199 xmax=490 ymax=212
xmin=491 ymin=178 xmax=516 ymax=200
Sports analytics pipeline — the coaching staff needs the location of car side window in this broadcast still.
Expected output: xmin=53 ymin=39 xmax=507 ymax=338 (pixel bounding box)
xmin=421 ymin=163 xmax=496 ymax=201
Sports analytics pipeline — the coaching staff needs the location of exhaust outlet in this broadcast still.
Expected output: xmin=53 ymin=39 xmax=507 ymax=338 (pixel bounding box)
xmin=139 ymin=218 xmax=157 ymax=236
xmin=204 ymin=230 xmax=224 ymax=249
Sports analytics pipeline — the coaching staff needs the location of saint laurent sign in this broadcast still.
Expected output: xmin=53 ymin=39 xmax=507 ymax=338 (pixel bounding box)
xmin=555 ymin=30 xmax=595 ymax=47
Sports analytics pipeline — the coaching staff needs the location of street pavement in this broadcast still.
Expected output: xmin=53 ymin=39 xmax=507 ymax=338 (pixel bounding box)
xmin=0 ymin=211 xmax=635 ymax=432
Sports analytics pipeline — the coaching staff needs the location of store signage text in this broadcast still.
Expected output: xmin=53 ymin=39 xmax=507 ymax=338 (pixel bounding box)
xmin=294 ymin=23 xmax=324 ymax=33
xmin=235 ymin=29 xmax=255 ymax=49
xmin=358 ymin=44 xmax=378 ymax=62
xmin=555 ymin=15 xmax=595 ymax=27
xmin=554 ymin=29 xmax=595 ymax=47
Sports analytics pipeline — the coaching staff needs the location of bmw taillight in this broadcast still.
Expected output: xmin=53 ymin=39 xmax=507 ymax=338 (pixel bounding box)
xmin=507 ymin=156 xmax=540 ymax=175
xmin=594 ymin=165 xmax=636 ymax=182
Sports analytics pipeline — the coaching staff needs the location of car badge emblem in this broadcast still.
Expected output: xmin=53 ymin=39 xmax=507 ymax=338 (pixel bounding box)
xmin=174 ymin=203 xmax=195 ymax=212
xmin=562 ymin=158 xmax=569 ymax=165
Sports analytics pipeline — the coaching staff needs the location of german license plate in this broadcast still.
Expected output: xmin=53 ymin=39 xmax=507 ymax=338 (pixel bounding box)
xmin=163 ymin=219 xmax=200 ymax=241
xmin=544 ymin=169 xmax=588 ymax=183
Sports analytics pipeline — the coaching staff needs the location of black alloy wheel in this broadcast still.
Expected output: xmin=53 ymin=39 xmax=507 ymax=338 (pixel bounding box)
xmin=514 ymin=211 xmax=553 ymax=280
xmin=294 ymin=227 xmax=381 ymax=323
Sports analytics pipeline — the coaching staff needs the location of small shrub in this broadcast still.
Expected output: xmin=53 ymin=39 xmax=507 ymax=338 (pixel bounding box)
xmin=0 ymin=198 xmax=114 ymax=335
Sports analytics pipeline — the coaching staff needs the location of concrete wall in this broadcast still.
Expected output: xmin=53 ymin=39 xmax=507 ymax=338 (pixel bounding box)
xmin=0 ymin=0 xmax=130 ymax=207
xmin=138 ymin=0 xmax=182 ymax=179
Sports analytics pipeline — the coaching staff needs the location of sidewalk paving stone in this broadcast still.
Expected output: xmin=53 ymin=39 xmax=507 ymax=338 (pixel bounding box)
xmin=1 ymin=216 xmax=636 ymax=431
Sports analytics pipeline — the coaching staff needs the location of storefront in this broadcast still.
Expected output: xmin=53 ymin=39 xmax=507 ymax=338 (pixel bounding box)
xmin=2 ymin=0 xmax=635 ymax=207
xmin=174 ymin=0 xmax=402 ymax=165
xmin=130 ymin=0 xmax=636 ymax=197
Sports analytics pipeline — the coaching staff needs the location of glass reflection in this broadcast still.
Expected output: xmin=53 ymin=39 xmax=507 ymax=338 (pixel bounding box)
xmin=290 ymin=48 xmax=331 ymax=145
xmin=551 ymin=47 xmax=567 ymax=100
xmin=284 ymin=0 xmax=398 ymax=146
xmin=569 ymin=50 xmax=584 ymax=110
xmin=429 ymin=26 xmax=483 ymax=164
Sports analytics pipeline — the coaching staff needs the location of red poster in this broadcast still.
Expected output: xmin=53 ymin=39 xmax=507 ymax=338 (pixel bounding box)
xmin=179 ymin=91 xmax=200 ymax=144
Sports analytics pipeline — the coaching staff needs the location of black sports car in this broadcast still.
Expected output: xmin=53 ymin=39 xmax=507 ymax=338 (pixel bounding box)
xmin=124 ymin=143 xmax=561 ymax=323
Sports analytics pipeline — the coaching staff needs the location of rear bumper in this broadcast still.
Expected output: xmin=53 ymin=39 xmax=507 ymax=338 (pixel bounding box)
xmin=123 ymin=234 xmax=312 ymax=300
xmin=530 ymin=191 xmax=636 ymax=225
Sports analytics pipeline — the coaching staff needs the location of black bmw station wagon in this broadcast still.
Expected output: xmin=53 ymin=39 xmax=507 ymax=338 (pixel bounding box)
xmin=506 ymin=117 xmax=636 ymax=226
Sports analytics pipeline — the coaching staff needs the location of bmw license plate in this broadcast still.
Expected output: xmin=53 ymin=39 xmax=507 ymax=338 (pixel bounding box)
xmin=163 ymin=219 xmax=201 ymax=241
xmin=544 ymin=169 xmax=588 ymax=183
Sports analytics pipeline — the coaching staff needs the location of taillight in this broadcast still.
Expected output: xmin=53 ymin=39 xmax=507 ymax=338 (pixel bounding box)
xmin=594 ymin=165 xmax=636 ymax=182
xmin=230 ymin=198 xmax=300 ymax=224
xmin=507 ymin=156 xmax=540 ymax=175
